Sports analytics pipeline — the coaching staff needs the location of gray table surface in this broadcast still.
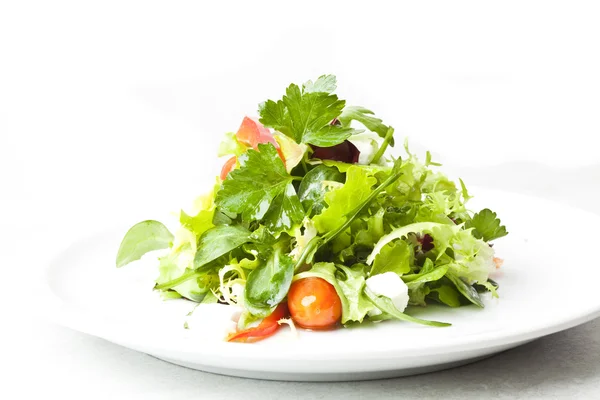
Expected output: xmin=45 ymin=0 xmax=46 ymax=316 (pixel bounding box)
xmin=4 ymin=163 xmax=600 ymax=399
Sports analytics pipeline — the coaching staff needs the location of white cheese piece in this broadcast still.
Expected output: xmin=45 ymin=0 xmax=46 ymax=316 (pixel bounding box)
xmin=366 ymin=272 xmax=410 ymax=313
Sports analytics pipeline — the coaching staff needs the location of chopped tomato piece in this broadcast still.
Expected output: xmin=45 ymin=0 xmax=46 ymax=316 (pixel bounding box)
xmin=236 ymin=116 xmax=278 ymax=149
xmin=288 ymin=277 xmax=342 ymax=330
xmin=220 ymin=156 xmax=237 ymax=180
xmin=227 ymin=303 xmax=289 ymax=342
xmin=233 ymin=116 xmax=286 ymax=163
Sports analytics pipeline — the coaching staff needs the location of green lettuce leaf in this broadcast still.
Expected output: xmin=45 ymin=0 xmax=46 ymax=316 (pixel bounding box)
xmin=180 ymin=209 xmax=214 ymax=238
xmin=116 ymin=220 xmax=174 ymax=268
xmin=155 ymin=227 xmax=212 ymax=302
xmin=217 ymin=131 xmax=246 ymax=157
xmin=313 ymin=166 xmax=377 ymax=233
xmin=370 ymin=240 xmax=413 ymax=276
xmin=368 ymin=222 xmax=495 ymax=285
xmin=430 ymin=283 xmax=462 ymax=307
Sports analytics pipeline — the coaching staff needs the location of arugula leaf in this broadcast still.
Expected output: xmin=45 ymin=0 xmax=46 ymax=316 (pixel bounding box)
xmin=446 ymin=270 xmax=484 ymax=308
xmin=259 ymin=77 xmax=362 ymax=147
xmin=364 ymin=288 xmax=450 ymax=327
xmin=303 ymin=74 xmax=337 ymax=94
xmin=404 ymin=264 xmax=450 ymax=287
xmin=116 ymin=220 xmax=174 ymax=267
xmin=244 ymin=244 xmax=294 ymax=317
xmin=215 ymin=143 xmax=304 ymax=232
xmin=297 ymin=165 xmax=344 ymax=216
xmin=370 ymin=240 xmax=413 ymax=276
xmin=430 ymin=283 xmax=462 ymax=307
xmin=313 ymin=166 xmax=378 ymax=233
xmin=466 ymin=208 xmax=508 ymax=242
xmin=339 ymin=106 xmax=394 ymax=145
xmin=194 ymin=225 xmax=252 ymax=269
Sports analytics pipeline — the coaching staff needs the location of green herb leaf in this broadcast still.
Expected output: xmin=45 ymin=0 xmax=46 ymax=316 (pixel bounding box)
xmin=303 ymin=74 xmax=337 ymax=94
xmin=446 ymin=271 xmax=484 ymax=308
xmin=404 ymin=264 xmax=450 ymax=287
xmin=244 ymin=244 xmax=295 ymax=317
xmin=218 ymin=131 xmax=246 ymax=157
xmin=430 ymin=284 xmax=462 ymax=307
xmin=364 ymin=288 xmax=450 ymax=327
xmin=339 ymin=106 xmax=394 ymax=145
xmin=194 ymin=225 xmax=252 ymax=269
xmin=180 ymin=209 xmax=214 ymax=237
xmin=370 ymin=240 xmax=413 ymax=276
xmin=259 ymin=76 xmax=362 ymax=147
xmin=216 ymin=143 xmax=303 ymax=232
xmin=116 ymin=220 xmax=174 ymax=268
xmin=262 ymin=183 xmax=305 ymax=234
xmin=466 ymin=208 xmax=508 ymax=242
xmin=297 ymin=165 xmax=345 ymax=216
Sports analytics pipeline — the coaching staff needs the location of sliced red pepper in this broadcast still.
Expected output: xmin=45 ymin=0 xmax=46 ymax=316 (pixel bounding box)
xmin=227 ymin=303 xmax=289 ymax=343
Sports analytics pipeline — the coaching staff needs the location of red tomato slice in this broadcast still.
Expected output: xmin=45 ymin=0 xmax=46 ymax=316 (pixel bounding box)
xmin=236 ymin=116 xmax=278 ymax=149
xmin=220 ymin=156 xmax=237 ymax=180
xmin=227 ymin=303 xmax=289 ymax=342
xmin=234 ymin=116 xmax=286 ymax=163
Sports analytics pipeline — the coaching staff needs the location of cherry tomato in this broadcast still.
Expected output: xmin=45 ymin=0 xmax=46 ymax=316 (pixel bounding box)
xmin=227 ymin=303 xmax=289 ymax=343
xmin=220 ymin=156 xmax=237 ymax=180
xmin=288 ymin=277 xmax=342 ymax=330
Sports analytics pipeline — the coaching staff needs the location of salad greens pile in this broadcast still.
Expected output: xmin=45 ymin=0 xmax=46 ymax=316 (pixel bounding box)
xmin=116 ymin=75 xmax=507 ymax=336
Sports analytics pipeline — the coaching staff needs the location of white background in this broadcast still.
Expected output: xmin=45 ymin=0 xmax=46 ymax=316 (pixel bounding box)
xmin=1 ymin=1 xmax=600 ymax=398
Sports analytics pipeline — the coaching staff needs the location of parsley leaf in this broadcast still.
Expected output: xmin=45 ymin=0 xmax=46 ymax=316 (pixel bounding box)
xmin=466 ymin=208 xmax=508 ymax=242
xmin=259 ymin=75 xmax=362 ymax=147
xmin=303 ymin=74 xmax=337 ymax=94
xmin=215 ymin=143 xmax=304 ymax=232
xmin=262 ymin=184 xmax=305 ymax=234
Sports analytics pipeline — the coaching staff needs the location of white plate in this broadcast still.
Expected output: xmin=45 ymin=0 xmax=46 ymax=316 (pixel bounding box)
xmin=41 ymin=188 xmax=600 ymax=381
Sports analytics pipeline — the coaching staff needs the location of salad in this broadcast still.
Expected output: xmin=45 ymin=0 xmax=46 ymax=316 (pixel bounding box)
xmin=116 ymin=75 xmax=508 ymax=342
